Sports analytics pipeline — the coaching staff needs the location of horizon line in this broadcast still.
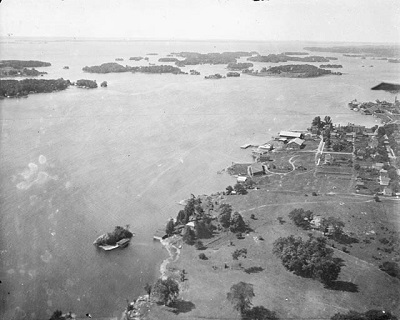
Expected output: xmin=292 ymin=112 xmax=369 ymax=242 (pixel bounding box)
xmin=0 ymin=36 xmax=399 ymax=45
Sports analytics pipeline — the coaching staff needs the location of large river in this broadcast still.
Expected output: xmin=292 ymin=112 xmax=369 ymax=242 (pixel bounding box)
xmin=0 ymin=39 xmax=399 ymax=319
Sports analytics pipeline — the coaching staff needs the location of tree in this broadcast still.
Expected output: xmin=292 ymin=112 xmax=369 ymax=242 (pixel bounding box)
xmin=226 ymin=185 xmax=234 ymax=195
xmin=144 ymin=282 xmax=152 ymax=296
xmin=243 ymin=306 xmax=279 ymax=320
xmin=227 ymin=282 xmax=255 ymax=315
xmin=49 ymin=310 xmax=64 ymax=320
xmin=165 ymin=219 xmax=175 ymax=236
xmin=273 ymin=235 xmax=342 ymax=285
xmin=288 ymin=208 xmax=313 ymax=229
xmin=234 ymin=183 xmax=248 ymax=195
xmin=182 ymin=225 xmax=195 ymax=245
xmin=151 ymin=277 xmax=179 ymax=306
xmin=230 ymin=212 xmax=246 ymax=233
xmin=176 ymin=210 xmax=187 ymax=224
xmin=194 ymin=219 xmax=213 ymax=239
xmin=218 ymin=203 xmax=232 ymax=229
xmin=324 ymin=115 xmax=333 ymax=128
xmin=195 ymin=240 xmax=204 ymax=250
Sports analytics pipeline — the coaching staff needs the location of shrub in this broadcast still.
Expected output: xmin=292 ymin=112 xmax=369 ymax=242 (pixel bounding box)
xmin=199 ymin=253 xmax=208 ymax=260
xmin=232 ymin=248 xmax=247 ymax=260
xmin=379 ymin=261 xmax=400 ymax=278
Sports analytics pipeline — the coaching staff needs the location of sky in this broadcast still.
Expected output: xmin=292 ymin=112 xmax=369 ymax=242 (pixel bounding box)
xmin=1 ymin=0 xmax=400 ymax=43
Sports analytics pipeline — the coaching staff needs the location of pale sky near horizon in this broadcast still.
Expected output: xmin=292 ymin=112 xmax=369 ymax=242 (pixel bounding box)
xmin=1 ymin=0 xmax=399 ymax=43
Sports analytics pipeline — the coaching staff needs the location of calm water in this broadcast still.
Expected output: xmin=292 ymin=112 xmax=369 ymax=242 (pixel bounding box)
xmin=0 ymin=39 xmax=399 ymax=319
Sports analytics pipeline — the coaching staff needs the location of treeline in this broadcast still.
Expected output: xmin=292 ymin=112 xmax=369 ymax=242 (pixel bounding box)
xmin=0 ymin=60 xmax=51 ymax=68
xmin=0 ymin=67 xmax=47 ymax=77
xmin=0 ymin=78 xmax=70 ymax=97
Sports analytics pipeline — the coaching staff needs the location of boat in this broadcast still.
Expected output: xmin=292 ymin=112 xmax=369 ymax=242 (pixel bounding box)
xmin=94 ymin=237 xmax=132 ymax=251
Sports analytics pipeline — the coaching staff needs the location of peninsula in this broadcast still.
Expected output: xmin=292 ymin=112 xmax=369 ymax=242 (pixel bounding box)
xmin=0 ymin=60 xmax=51 ymax=78
xmin=120 ymin=116 xmax=400 ymax=320
xmin=303 ymin=45 xmax=400 ymax=58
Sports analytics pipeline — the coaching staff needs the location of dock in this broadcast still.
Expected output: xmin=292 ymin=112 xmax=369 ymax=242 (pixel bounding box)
xmin=240 ymin=144 xmax=252 ymax=149
xmin=153 ymin=228 xmax=168 ymax=241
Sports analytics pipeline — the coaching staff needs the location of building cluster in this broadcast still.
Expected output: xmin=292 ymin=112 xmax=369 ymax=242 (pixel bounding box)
xmin=348 ymin=97 xmax=400 ymax=123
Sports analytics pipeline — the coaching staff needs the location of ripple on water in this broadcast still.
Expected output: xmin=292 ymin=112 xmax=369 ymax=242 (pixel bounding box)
xmin=40 ymin=250 xmax=52 ymax=263
xmin=39 ymin=155 xmax=47 ymax=165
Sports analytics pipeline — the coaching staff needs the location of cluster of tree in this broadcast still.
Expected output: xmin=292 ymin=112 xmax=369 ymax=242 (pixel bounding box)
xmin=227 ymin=282 xmax=278 ymax=320
xmin=248 ymin=54 xmax=330 ymax=63
xmin=288 ymin=208 xmax=345 ymax=237
xmin=312 ymin=115 xmax=333 ymax=132
xmin=48 ymin=310 xmax=75 ymax=320
xmin=76 ymin=79 xmax=97 ymax=88
xmin=273 ymin=235 xmax=342 ymax=285
xmin=158 ymin=57 xmax=179 ymax=62
xmin=100 ymin=81 xmax=107 ymax=87
xmin=265 ymin=64 xmax=332 ymax=77
xmin=227 ymin=62 xmax=254 ymax=70
xmin=205 ymin=73 xmax=224 ymax=79
xmin=218 ymin=203 xmax=247 ymax=233
xmin=174 ymin=51 xmax=256 ymax=67
xmin=226 ymin=183 xmax=249 ymax=195
xmin=94 ymin=226 xmax=133 ymax=246
xmin=288 ymin=208 xmax=313 ymax=229
xmin=0 ymin=60 xmax=51 ymax=68
xmin=171 ymin=195 xmax=215 ymax=243
xmin=0 ymin=78 xmax=71 ymax=97
xmin=331 ymin=309 xmax=398 ymax=320
xmin=0 ymin=67 xmax=47 ymax=77
xmin=232 ymin=248 xmax=247 ymax=260
xmin=150 ymin=277 xmax=180 ymax=306
xmin=320 ymin=64 xmax=343 ymax=68
xmin=379 ymin=261 xmax=400 ymax=279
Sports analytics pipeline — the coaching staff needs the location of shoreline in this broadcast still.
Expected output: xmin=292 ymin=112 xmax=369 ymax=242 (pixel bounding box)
xmin=159 ymin=236 xmax=182 ymax=280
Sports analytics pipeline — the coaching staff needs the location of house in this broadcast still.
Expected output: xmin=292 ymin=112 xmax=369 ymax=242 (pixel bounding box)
xmin=324 ymin=153 xmax=334 ymax=165
xmin=373 ymin=163 xmax=384 ymax=170
xmin=379 ymin=176 xmax=390 ymax=186
xmin=279 ymin=131 xmax=304 ymax=139
xmin=383 ymin=187 xmax=393 ymax=196
xmin=379 ymin=169 xmax=388 ymax=178
xmin=287 ymin=138 xmax=305 ymax=149
xmin=237 ymin=176 xmax=248 ymax=183
xmin=247 ymin=163 xmax=265 ymax=177
xmin=310 ymin=215 xmax=322 ymax=229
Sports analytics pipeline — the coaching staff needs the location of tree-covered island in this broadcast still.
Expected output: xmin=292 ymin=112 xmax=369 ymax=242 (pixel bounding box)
xmin=0 ymin=78 xmax=71 ymax=98
xmin=248 ymin=54 xmax=332 ymax=63
xmin=227 ymin=62 xmax=254 ymax=70
xmin=248 ymin=64 xmax=341 ymax=78
xmin=82 ymin=62 xmax=185 ymax=74
xmin=173 ymin=51 xmax=257 ymax=67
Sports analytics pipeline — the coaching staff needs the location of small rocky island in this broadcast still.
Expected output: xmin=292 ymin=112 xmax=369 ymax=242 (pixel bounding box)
xmin=249 ymin=64 xmax=340 ymax=78
xmin=205 ymin=73 xmax=224 ymax=79
xmin=93 ymin=225 xmax=134 ymax=251
xmin=226 ymin=72 xmax=240 ymax=77
xmin=82 ymin=62 xmax=184 ymax=74
xmin=158 ymin=57 xmax=179 ymax=63
xmin=129 ymin=57 xmax=143 ymax=61
xmin=0 ymin=78 xmax=71 ymax=98
xmin=0 ymin=60 xmax=51 ymax=78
